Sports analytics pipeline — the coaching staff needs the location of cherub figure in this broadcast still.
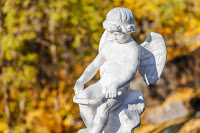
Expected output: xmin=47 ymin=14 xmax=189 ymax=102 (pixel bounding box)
xmin=73 ymin=7 xmax=167 ymax=133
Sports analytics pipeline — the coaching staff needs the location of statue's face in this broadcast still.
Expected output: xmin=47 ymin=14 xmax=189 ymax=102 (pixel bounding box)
xmin=110 ymin=31 xmax=130 ymax=44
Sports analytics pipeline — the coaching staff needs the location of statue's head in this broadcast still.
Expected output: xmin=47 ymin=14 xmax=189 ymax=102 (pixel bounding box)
xmin=103 ymin=7 xmax=137 ymax=43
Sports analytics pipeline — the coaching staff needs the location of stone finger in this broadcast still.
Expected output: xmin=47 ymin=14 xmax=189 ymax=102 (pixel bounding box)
xmin=110 ymin=93 xmax=114 ymax=99
xmin=113 ymin=93 xmax=117 ymax=98
xmin=109 ymin=92 xmax=112 ymax=99
xmin=105 ymin=93 xmax=109 ymax=98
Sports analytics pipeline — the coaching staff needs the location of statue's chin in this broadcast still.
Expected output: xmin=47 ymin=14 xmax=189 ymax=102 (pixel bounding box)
xmin=116 ymin=41 xmax=123 ymax=44
xmin=115 ymin=40 xmax=127 ymax=44
xmin=115 ymin=36 xmax=130 ymax=44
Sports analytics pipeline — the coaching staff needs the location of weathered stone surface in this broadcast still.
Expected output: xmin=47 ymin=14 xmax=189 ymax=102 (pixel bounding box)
xmin=104 ymin=90 xmax=145 ymax=133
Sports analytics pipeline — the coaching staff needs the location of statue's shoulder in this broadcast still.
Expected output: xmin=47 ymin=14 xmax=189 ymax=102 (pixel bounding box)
xmin=99 ymin=40 xmax=112 ymax=56
xmin=104 ymin=40 xmax=114 ymax=46
xmin=100 ymin=40 xmax=114 ymax=51
xmin=130 ymin=38 xmax=138 ymax=47
xmin=129 ymin=39 xmax=139 ymax=54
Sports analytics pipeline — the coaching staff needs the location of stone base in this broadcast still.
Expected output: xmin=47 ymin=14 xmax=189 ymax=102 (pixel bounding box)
xmin=103 ymin=90 xmax=145 ymax=133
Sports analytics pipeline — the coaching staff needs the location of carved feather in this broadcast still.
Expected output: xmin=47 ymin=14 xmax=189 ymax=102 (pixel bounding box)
xmin=138 ymin=32 xmax=167 ymax=85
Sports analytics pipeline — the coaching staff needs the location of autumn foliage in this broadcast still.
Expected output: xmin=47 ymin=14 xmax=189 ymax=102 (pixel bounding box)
xmin=0 ymin=0 xmax=200 ymax=133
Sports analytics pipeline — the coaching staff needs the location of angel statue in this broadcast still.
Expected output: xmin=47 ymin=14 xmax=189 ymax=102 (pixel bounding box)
xmin=73 ymin=7 xmax=167 ymax=133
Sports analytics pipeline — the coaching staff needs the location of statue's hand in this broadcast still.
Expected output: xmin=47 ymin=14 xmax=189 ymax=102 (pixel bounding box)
xmin=74 ymin=80 xmax=84 ymax=95
xmin=105 ymin=84 xmax=118 ymax=99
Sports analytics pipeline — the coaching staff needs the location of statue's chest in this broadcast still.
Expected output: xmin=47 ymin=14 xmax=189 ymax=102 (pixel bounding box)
xmin=105 ymin=44 xmax=131 ymax=61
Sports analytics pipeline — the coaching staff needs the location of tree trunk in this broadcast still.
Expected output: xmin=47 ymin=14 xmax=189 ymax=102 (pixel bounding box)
xmin=3 ymin=82 xmax=14 ymax=133
xmin=19 ymin=96 xmax=28 ymax=133
xmin=49 ymin=13 xmax=60 ymax=110
xmin=19 ymin=96 xmax=25 ymax=121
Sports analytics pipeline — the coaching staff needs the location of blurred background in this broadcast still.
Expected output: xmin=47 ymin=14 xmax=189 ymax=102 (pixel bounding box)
xmin=0 ymin=0 xmax=200 ymax=132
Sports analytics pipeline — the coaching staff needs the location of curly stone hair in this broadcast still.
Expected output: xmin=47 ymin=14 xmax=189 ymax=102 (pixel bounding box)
xmin=103 ymin=7 xmax=137 ymax=33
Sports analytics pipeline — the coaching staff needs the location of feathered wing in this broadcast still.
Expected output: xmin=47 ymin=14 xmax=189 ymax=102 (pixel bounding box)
xmin=138 ymin=32 xmax=167 ymax=85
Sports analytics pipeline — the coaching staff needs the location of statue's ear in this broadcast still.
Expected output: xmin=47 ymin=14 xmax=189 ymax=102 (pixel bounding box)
xmin=99 ymin=30 xmax=112 ymax=52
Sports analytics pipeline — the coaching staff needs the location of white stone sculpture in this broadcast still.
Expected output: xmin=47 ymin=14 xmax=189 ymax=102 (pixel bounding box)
xmin=73 ymin=7 xmax=167 ymax=133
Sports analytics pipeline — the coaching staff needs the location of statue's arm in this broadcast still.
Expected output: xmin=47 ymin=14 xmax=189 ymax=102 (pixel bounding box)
xmin=74 ymin=51 xmax=106 ymax=94
xmin=78 ymin=52 xmax=106 ymax=84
